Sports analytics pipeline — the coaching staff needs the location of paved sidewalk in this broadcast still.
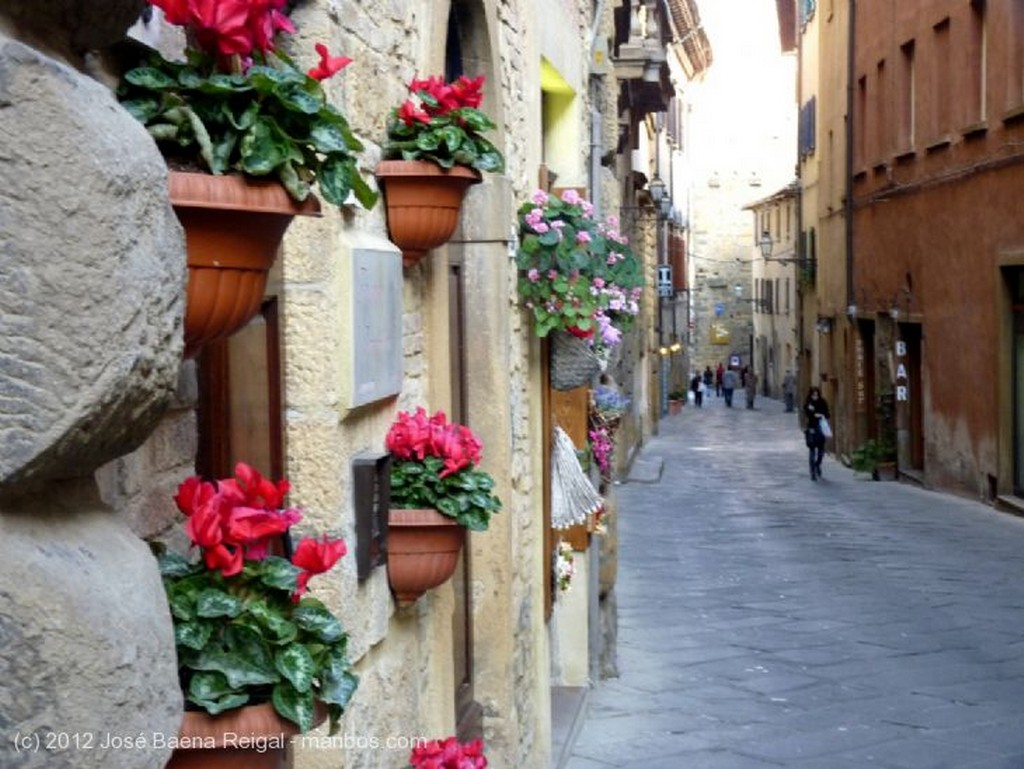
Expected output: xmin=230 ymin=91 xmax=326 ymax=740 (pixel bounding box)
xmin=565 ymin=392 xmax=1024 ymax=768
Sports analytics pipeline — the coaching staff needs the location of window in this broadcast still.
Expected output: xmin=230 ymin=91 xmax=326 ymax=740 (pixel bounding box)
xmin=1009 ymin=0 xmax=1024 ymax=109
xmin=875 ymin=60 xmax=888 ymax=161
xmin=898 ymin=40 xmax=916 ymax=151
xmin=799 ymin=96 xmax=817 ymax=157
xmin=932 ymin=18 xmax=951 ymax=141
xmin=856 ymin=76 xmax=867 ymax=168
xmin=968 ymin=0 xmax=987 ymax=124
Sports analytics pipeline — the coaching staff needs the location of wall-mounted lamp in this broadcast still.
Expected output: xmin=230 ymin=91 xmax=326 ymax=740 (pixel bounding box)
xmin=670 ymin=342 xmax=682 ymax=353
xmin=815 ymin=318 xmax=833 ymax=334
xmin=758 ymin=230 xmax=773 ymax=260
xmin=649 ymin=175 xmax=667 ymax=204
xmin=846 ymin=304 xmax=858 ymax=318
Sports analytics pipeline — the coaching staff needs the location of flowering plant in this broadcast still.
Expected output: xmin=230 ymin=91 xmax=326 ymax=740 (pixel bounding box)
xmin=386 ymin=408 xmax=501 ymax=531
xmin=383 ymin=75 xmax=505 ymax=173
xmin=155 ymin=462 xmax=357 ymax=734
xmin=554 ymin=540 xmax=576 ymax=593
xmin=588 ymin=424 xmax=615 ymax=481
xmin=117 ymin=0 xmax=377 ymax=207
xmin=516 ymin=189 xmax=643 ymax=344
xmin=408 ymin=736 xmax=488 ymax=769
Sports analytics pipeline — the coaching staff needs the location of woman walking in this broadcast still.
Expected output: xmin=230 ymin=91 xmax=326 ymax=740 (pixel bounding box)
xmin=803 ymin=387 xmax=831 ymax=481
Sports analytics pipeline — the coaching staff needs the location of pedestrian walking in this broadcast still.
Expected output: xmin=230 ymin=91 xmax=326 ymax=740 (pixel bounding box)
xmin=715 ymin=362 xmax=724 ymax=396
xmin=745 ymin=370 xmax=758 ymax=409
xmin=690 ymin=372 xmax=704 ymax=408
xmin=703 ymin=365 xmax=714 ymax=394
xmin=721 ymin=367 xmax=738 ymax=407
xmin=782 ymin=369 xmax=796 ymax=412
xmin=803 ymin=386 xmax=831 ymax=481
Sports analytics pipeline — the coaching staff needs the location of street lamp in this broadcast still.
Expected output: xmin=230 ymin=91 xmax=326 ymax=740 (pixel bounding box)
xmin=758 ymin=230 xmax=773 ymax=260
xmin=648 ymin=175 xmax=667 ymax=206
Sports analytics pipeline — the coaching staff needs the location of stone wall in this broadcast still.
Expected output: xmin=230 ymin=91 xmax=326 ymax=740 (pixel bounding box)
xmin=2 ymin=2 xmax=614 ymax=768
xmin=0 ymin=4 xmax=184 ymax=767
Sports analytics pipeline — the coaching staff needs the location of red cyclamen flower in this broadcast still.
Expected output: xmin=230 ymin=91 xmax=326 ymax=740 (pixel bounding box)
xmin=292 ymin=535 xmax=348 ymax=598
xmin=149 ymin=0 xmax=292 ymax=59
xmin=450 ymin=75 xmax=485 ymax=109
xmin=398 ymin=99 xmax=432 ymax=126
xmin=307 ymin=42 xmax=352 ymax=80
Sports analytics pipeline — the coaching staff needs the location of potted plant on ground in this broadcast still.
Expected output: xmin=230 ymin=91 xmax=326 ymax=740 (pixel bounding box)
xmin=667 ymin=389 xmax=687 ymax=415
xmin=515 ymin=189 xmax=643 ymax=389
xmin=118 ymin=0 xmax=378 ymax=356
xmin=157 ymin=462 xmax=357 ymax=768
xmin=850 ymin=437 xmax=897 ymax=481
xmin=377 ymin=74 xmax=505 ymax=267
xmin=385 ymin=407 xmax=501 ymax=604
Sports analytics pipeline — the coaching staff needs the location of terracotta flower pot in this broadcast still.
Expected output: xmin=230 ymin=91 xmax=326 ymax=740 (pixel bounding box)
xmin=387 ymin=508 xmax=466 ymax=605
xmin=169 ymin=171 xmax=321 ymax=358
xmin=375 ymin=160 xmax=481 ymax=268
xmin=166 ymin=703 xmax=310 ymax=769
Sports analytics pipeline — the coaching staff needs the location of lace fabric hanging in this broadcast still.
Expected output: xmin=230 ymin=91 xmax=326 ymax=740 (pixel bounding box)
xmin=550 ymin=426 xmax=603 ymax=529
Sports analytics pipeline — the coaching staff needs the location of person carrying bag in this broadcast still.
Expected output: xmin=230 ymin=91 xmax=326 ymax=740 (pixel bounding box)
xmin=802 ymin=387 xmax=831 ymax=481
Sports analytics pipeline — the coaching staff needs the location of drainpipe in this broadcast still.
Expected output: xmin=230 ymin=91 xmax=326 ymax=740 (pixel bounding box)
xmin=845 ymin=0 xmax=856 ymax=314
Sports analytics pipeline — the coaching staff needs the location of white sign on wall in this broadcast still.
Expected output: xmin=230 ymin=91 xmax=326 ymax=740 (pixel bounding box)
xmin=894 ymin=339 xmax=908 ymax=402
xmin=349 ymin=245 xmax=403 ymax=408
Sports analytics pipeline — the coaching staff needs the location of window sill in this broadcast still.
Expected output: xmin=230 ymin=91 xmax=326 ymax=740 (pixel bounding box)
xmin=961 ymin=120 xmax=987 ymax=140
xmin=853 ymin=169 xmax=868 ymax=182
xmin=872 ymin=161 xmax=888 ymax=175
xmin=1002 ymin=103 xmax=1024 ymax=124
xmin=893 ymin=148 xmax=916 ymax=164
xmin=924 ymin=136 xmax=952 ymax=153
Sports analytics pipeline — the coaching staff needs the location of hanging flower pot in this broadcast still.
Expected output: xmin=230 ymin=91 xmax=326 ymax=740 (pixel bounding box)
xmin=169 ymin=171 xmax=321 ymax=358
xmin=167 ymin=702 xmax=319 ymax=769
xmin=387 ymin=508 xmax=466 ymax=605
xmin=375 ymin=160 xmax=481 ymax=267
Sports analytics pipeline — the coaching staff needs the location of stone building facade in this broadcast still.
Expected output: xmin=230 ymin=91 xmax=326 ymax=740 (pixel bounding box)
xmin=0 ymin=2 xmax=697 ymax=769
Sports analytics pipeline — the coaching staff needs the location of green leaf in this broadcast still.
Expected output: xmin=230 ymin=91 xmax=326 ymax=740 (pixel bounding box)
xmin=349 ymin=168 xmax=380 ymax=210
xmin=292 ymin=604 xmax=344 ymax=643
xmin=276 ymin=83 xmax=323 ymax=115
xmin=124 ymin=66 xmax=177 ymax=90
xmin=316 ymin=155 xmax=352 ymax=206
xmin=158 ymin=552 xmax=199 ymax=578
xmin=192 ymin=649 xmax=280 ymax=689
xmin=196 ymin=588 xmax=243 ymax=618
xmin=187 ymin=672 xmax=250 ymax=715
xmin=319 ymin=667 xmax=358 ymax=709
xmin=257 ymin=556 xmax=302 ymax=592
xmin=275 ymin=644 xmax=314 ymax=693
xmin=181 ymin=105 xmax=215 ymax=172
xmin=176 ymin=620 xmax=214 ymax=651
xmin=239 ymin=118 xmax=287 ymax=176
xmin=272 ymin=682 xmax=316 ymax=732
xmin=120 ymin=97 xmax=160 ymax=123
xmin=415 ymin=131 xmax=441 ymax=151
xmin=246 ymin=600 xmax=298 ymax=643
xmin=278 ymin=161 xmax=311 ymax=203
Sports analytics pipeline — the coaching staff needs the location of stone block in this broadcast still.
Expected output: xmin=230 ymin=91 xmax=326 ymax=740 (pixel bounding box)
xmin=0 ymin=480 xmax=181 ymax=769
xmin=0 ymin=0 xmax=146 ymax=55
xmin=0 ymin=33 xmax=185 ymax=494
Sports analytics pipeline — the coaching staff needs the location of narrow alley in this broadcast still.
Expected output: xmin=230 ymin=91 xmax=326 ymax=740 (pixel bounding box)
xmin=565 ymin=394 xmax=1024 ymax=769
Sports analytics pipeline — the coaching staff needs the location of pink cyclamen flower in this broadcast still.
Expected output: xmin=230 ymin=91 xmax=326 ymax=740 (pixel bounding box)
xmin=527 ymin=268 xmax=540 ymax=282
xmin=576 ymin=230 xmax=592 ymax=244
xmin=531 ymin=189 xmax=550 ymax=205
xmin=532 ymin=221 xmax=550 ymax=234
xmin=560 ymin=188 xmax=582 ymax=205
xmin=581 ymin=201 xmax=594 ymax=217
xmin=547 ymin=270 xmax=559 ymax=280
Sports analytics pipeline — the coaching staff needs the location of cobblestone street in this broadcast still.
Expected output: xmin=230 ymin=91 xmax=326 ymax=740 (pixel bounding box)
xmin=565 ymin=392 xmax=1024 ymax=769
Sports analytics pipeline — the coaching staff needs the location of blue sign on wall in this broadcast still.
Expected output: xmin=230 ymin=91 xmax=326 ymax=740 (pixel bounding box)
xmin=714 ymin=302 xmax=725 ymax=317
